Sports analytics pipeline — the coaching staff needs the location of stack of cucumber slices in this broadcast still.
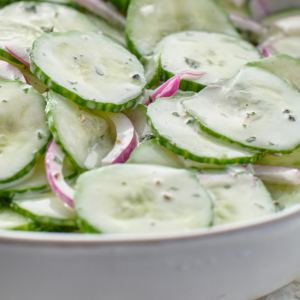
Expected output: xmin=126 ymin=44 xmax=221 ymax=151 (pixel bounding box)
xmin=2 ymin=0 xmax=300 ymax=234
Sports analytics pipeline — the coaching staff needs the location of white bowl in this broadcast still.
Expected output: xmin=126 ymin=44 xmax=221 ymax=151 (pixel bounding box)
xmin=1 ymin=204 xmax=300 ymax=300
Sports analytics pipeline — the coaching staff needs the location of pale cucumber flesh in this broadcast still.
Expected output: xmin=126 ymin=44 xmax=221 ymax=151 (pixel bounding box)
xmin=183 ymin=66 xmax=300 ymax=153
xmin=75 ymin=164 xmax=213 ymax=233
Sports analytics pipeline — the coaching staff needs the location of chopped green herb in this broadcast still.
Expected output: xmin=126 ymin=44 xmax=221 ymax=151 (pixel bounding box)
xmin=246 ymin=136 xmax=256 ymax=142
xmin=172 ymin=112 xmax=180 ymax=117
xmin=247 ymin=112 xmax=255 ymax=117
xmin=2 ymin=100 xmax=7 ymax=102
xmin=23 ymin=88 xmax=29 ymax=94
xmin=41 ymin=26 xmax=54 ymax=33
xmin=95 ymin=67 xmax=103 ymax=76
xmin=140 ymin=134 xmax=156 ymax=144
xmin=224 ymin=185 xmax=231 ymax=189
xmin=193 ymin=194 xmax=200 ymax=197
xmin=54 ymin=156 xmax=62 ymax=166
xmin=269 ymin=142 xmax=275 ymax=146
xmin=68 ymin=80 xmax=77 ymax=85
xmin=242 ymin=124 xmax=246 ymax=128
xmin=73 ymin=87 xmax=77 ymax=91
xmin=170 ymin=187 xmax=179 ymax=191
xmin=25 ymin=3 xmax=36 ymax=13
xmin=185 ymin=57 xmax=201 ymax=69
xmin=37 ymin=132 xmax=43 ymax=139
xmin=100 ymin=135 xmax=104 ymax=140
xmin=122 ymin=182 xmax=126 ymax=185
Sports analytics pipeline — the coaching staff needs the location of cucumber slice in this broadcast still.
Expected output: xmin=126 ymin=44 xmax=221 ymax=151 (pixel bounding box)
xmin=85 ymin=13 xmax=126 ymax=47
xmin=1 ymin=154 xmax=77 ymax=194
xmin=0 ymin=2 xmax=98 ymax=32
xmin=147 ymin=91 xmax=262 ymax=165
xmin=199 ymin=174 xmax=275 ymax=225
xmin=0 ymin=19 xmax=44 ymax=65
xmin=0 ymin=2 xmax=99 ymax=65
xmin=140 ymin=54 xmax=161 ymax=89
xmin=12 ymin=191 xmax=76 ymax=227
xmin=125 ymin=0 xmax=238 ymax=58
xmin=75 ymin=164 xmax=213 ymax=233
xmin=264 ymin=183 xmax=300 ymax=211
xmin=256 ymin=148 xmax=300 ymax=170
xmin=183 ymin=65 xmax=300 ymax=153
xmin=0 ymin=208 xmax=34 ymax=230
xmin=126 ymin=139 xmax=225 ymax=170
xmin=126 ymin=139 xmax=184 ymax=168
xmin=123 ymin=104 xmax=153 ymax=141
xmin=154 ymin=31 xmax=261 ymax=91
xmin=217 ymin=0 xmax=250 ymax=17
xmin=262 ymin=8 xmax=300 ymax=26
xmin=31 ymin=31 xmax=146 ymax=112
xmin=247 ymin=55 xmax=300 ymax=92
xmin=47 ymin=90 xmax=115 ymax=171
xmin=0 ymin=80 xmax=50 ymax=183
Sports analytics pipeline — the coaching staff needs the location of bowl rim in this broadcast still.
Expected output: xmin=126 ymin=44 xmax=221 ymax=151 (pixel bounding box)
xmin=0 ymin=201 xmax=299 ymax=246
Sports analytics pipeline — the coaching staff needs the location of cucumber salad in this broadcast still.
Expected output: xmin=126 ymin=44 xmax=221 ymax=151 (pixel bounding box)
xmin=1 ymin=0 xmax=300 ymax=234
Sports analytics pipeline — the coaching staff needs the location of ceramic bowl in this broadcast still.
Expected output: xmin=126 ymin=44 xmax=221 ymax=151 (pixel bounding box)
xmin=1 ymin=204 xmax=300 ymax=300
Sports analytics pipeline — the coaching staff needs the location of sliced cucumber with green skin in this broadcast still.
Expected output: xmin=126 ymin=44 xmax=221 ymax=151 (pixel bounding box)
xmin=153 ymin=31 xmax=261 ymax=91
xmin=123 ymin=104 xmax=153 ymax=142
xmin=262 ymin=8 xmax=300 ymax=26
xmin=0 ymin=19 xmax=44 ymax=65
xmin=126 ymin=139 xmax=225 ymax=170
xmin=47 ymin=90 xmax=115 ymax=171
xmin=183 ymin=65 xmax=300 ymax=154
xmin=198 ymin=173 xmax=275 ymax=225
xmin=1 ymin=154 xmax=77 ymax=194
xmin=0 ymin=208 xmax=34 ymax=230
xmin=31 ymin=31 xmax=146 ymax=112
xmin=257 ymin=148 xmax=300 ymax=170
xmin=140 ymin=54 xmax=161 ymax=89
xmin=75 ymin=164 xmax=213 ymax=233
xmin=85 ymin=13 xmax=126 ymax=47
xmin=264 ymin=183 xmax=300 ymax=211
xmin=247 ymin=55 xmax=300 ymax=92
xmin=125 ymin=0 xmax=238 ymax=58
xmin=0 ymin=2 xmax=98 ymax=33
xmin=0 ymin=2 xmax=99 ymax=65
xmin=12 ymin=191 xmax=76 ymax=227
xmin=147 ymin=91 xmax=262 ymax=165
xmin=0 ymin=80 xmax=50 ymax=183
xmin=126 ymin=139 xmax=184 ymax=168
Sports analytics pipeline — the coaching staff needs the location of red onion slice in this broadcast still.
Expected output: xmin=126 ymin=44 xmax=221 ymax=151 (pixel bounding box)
xmin=72 ymin=0 xmax=125 ymax=29
xmin=229 ymin=13 xmax=266 ymax=35
xmin=45 ymin=140 xmax=75 ymax=208
xmin=5 ymin=46 xmax=30 ymax=66
xmin=262 ymin=48 xmax=271 ymax=57
xmin=145 ymin=72 xmax=205 ymax=106
xmin=102 ymin=113 xmax=137 ymax=165
xmin=0 ymin=61 xmax=27 ymax=83
xmin=245 ymin=164 xmax=300 ymax=185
